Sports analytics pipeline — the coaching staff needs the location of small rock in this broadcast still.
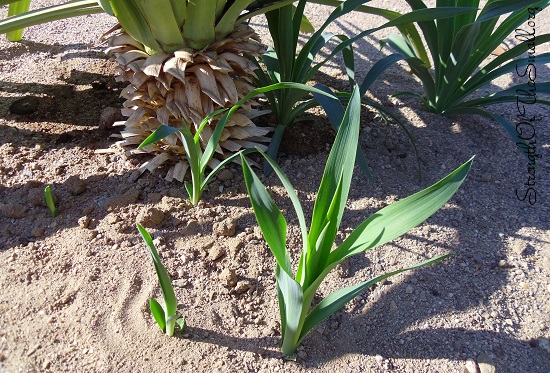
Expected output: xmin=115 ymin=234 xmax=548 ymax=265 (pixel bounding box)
xmin=405 ymin=285 xmax=414 ymax=294
xmin=31 ymin=227 xmax=45 ymax=238
xmin=99 ymin=107 xmax=124 ymax=131
xmin=297 ymin=350 xmax=307 ymax=359
xmin=28 ymin=187 xmax=46 ymax=206
xmin=213 ymin=218 xmax=237 ymax=237
xmin=498 ymin=259 xmax=507 ymax=268
xmin=464 ymin=358 xmax=479 ymax=373
xmin=181 ymin=220 xmax=200 ymax=235
xmin=217 ymin=169 xmax=233 ymax=182
xmin=173 ymin=279 xmax=188 ymax=287
xmin=384 ymin=139 xmax=396 ymax=151
xmin=0 ymin=203 xmax=28 ymax=219
xmin=227 ymin=238 xmax=243 ymax=256
xmin=78 ymin=216 xmax=91 ymax=229
xmin=9 ymin=96 xmax=39 ymax=115
xmin=65 ymin=175 xmax=87 ymax=195
xmin=219 ymin=268 xmax=237 ymax=288
xmin=476 ymin=353 xmax=495 ymax=373
xmin=336 ymin=259 xmax=350 ymax=278
xmin=208 ymin=245 xmax=226 ymax=261
xmin=105 ymin=189 xmax=140 ymax=210
xmin=136 ymin=207 xmax=165 ymax=228
xmin=233 ymin=280 xmax=252 ymax=294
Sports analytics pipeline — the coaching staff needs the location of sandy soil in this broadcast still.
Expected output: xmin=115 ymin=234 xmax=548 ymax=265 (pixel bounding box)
xmin=1 ymin=1 xmax=549 ymax=372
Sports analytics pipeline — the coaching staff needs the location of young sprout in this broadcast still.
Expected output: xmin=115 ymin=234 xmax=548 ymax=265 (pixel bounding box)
xmin=138 ymin=82 xmax=337 ymax=205
xmin=44 ymin=185 xmax=58 ymax=217
xmin=241 ymin=84 xmax=473 ymax=357
xmin=136 ymin=223 xmax=185 ymax=336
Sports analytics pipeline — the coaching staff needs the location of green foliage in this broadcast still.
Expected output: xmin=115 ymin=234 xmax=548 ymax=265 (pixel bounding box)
xmin=255 ymin=0 xmax=475 ymax=174
xmin=139 ymin=81 xmax=338 ymax=205
xmin=0 ymin=0 xmax=102 ymax=36
xmin=384 ymin=0 xmax=550 ymax=138
xmin=43 ymin=185 xmax=58 ymax=218
xmin=136 ymin=223 xmax=185 ymax=336
xmin=3 ymin=0 xmax=31 ymax=41
xmin=241 ymin=84 xmax=473 ymax=357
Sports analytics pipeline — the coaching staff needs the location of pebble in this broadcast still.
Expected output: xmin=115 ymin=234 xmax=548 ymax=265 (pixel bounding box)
xmin=208 ymin=245 xmax=226 ymax=261
xmin=464 ymin=358 xmax=479 ymax=373
xmin=31 ymin=227 xmax=45 ymax=238
xmin=0 ymin=203 xmax=28 ymax=219
xmin=233 ymin=281 xmax=252 ymax=294
xmin=99 ymin=107 xmax=124 ymax=130
xmin=173 ymin=279 xmax=188 ymax=287
xmin=476 ymin=353 xmax=496 ymax=373
xmin=219 ymin=268 xmax=237 ymax=288
xmin=405 ymin=285 xmax=414 ymax=294
xmin=65 ymin=175 xmax=87 ymax=195
xmin=9 ymin=96 xmax=39 ymax=115
xmin=78 ymin=216 xmax=91 ymax=229
xmin=213 ymin=218 xmax=237 ymax=237
xmin=136 ymin=207 xmax=165 ymax=228
xmin=217 ymin=169 xmax=233 ymax=182
xmin=28 ymin=187 xmax=46 ymax=206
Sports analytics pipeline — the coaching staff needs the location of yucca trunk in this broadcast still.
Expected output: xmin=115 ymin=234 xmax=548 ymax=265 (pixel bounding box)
xmin=103 ymin=0 xmax=271 ymax=181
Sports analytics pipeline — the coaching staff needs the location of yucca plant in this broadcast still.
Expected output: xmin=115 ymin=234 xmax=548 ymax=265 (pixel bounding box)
xmin=384 ymin=0 xmax=550 ymax=141
xmin=241 ymin=84 xmax=473 ymax=357
xmin=98 ymin=0 xmax=278 ymax=182
xmin=137 ymin=223 xmax=185 ymax=336
xmin=255 ymin=0 xmax=476 ymax=173
xmin=138 ymin=81 xmax=341 ymax=205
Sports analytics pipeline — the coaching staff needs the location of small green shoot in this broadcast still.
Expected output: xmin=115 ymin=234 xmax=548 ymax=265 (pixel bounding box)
xmin=136 ymin=223 xmax=185 ymax=336
xmin=241 ymin=84 xmax=473 ymax=356
xmin=138 ymin=81 xmax=338 ymax=205
xmin=44 ymin=185 xmax=58 ymax=218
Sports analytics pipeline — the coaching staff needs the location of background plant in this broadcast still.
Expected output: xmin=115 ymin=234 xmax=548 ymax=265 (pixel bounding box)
xmin=137 ymin=223 xmax=185 ymax=337
xmin=254 ymin=0 xmax=475 ymax=174
xmin=384 ymin=0 xmax=550 ymax=142
xmin=241 ymin=84 xmax=473 ymax=357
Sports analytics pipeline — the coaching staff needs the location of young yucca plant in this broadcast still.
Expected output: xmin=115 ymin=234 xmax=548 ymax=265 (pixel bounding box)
xmin=137 ymin=223 xmax=185 ymax=336
xmin=138 ymin=81 xmax=341 ymax=205
xmin=384 ymin=0 xmax=550 ymax=141
xmin=241 ymin=84 xmax=473 ymax=357
xmin=43 ymin=185 xmax=58 ymax=218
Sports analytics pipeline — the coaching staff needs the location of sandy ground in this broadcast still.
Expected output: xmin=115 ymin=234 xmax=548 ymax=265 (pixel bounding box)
xmin=1 ymin=1 xmax=549 ymax=372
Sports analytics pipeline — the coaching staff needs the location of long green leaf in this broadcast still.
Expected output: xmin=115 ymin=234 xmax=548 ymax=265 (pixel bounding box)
xmin=299 ymin=254 xmax=450 ymax=342
xmin=0 ymin=0 xmax=102 ymax=35
xmin=241 ymin=154 xmax=292 ymax=276
xmin=150 ymin=298 xmax=167 ymax=331
xmin=304 ymin=85 xmax=362 ymax=287
xmin=110 ymin=0 xmax=162 ymax=53
xmin=329 ymin=157 xmax=474 ymax=264
xmin=6 ymin=0 xmax=31 ymax=41
xmin=277 ymin=265 xmax=305 ymax=356
xmin=136 ymin=224 xmax=177 ymax=320
xmin=184 ymin=0 xmax=216 ymax=49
